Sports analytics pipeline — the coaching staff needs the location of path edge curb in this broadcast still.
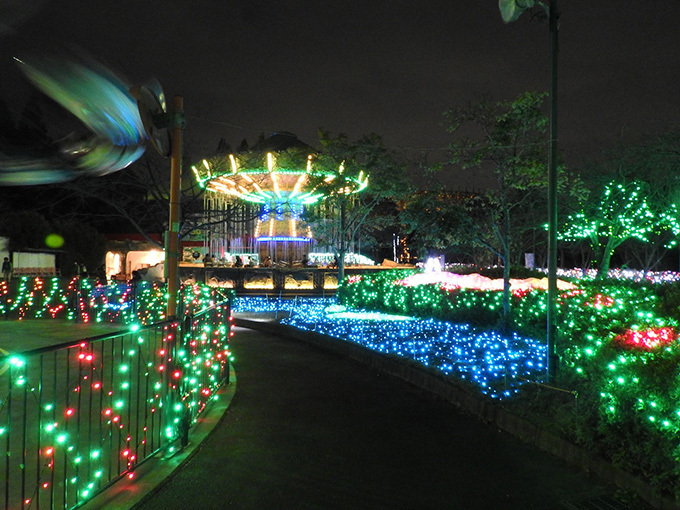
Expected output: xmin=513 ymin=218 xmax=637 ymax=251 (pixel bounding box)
xmin=234 ymin=317 xmax=679 ymax=510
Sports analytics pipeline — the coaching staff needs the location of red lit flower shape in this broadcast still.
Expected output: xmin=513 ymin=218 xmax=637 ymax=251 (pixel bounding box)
xmin=614 ymin=327 xmax=677 ymax=350
xmin=347 ymin=275 xmax=363 ymax=284
xmin=590 ymin=293 xmax=614 ymax=308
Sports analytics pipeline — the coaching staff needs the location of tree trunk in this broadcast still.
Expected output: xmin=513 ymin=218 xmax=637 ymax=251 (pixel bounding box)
xmin=337 ymin=200 xmax=346 ymax=283
xmin=595 ymin=238 xmax=616 ymax=280
xmin=501 ymin=196 xmax=512 ymax=333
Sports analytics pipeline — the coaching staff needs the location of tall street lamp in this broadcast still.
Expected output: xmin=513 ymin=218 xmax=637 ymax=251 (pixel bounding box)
xmin=499 ymin=0 xmax=560 ymax=381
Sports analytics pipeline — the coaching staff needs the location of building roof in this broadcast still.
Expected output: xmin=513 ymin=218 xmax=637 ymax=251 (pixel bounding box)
xmin=250 ymin=132 xmax=314 ymax=153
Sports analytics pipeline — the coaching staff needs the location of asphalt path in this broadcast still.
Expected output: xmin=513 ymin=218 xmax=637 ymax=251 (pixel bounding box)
xmin=130 ymin=325 xmax=633 ymax=510
xmin=0 ymin=319 xmax=124 ymax=354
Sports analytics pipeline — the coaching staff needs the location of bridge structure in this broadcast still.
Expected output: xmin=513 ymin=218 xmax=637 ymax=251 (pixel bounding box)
xmin=179 ymin=265 xmax=400 ymax=295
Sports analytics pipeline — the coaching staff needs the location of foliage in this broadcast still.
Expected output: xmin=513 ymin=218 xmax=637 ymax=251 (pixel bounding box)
xmin=399 ymin=188 xmax=485 ymax=263
xmin=564 ymin=131 xmax=680 ymax=274
xmin=433 ymin=92 xmax=586 ymax=323
xmin=56 ymin=220 xmax=107 ymax=276
xmin=0 ymin=210 xmax=106 ymax=274
xmin=306 ymin=130 xmax=410 ymax=279
xmin=0 ymin=209 xmax=53 ymax=250
xmin=339 ymin=270 xmax=680 ymax=500
xmin=560 ymin=180 xmax=660 ymax=278
xmin=20 ymin=148 xmax=208 ymax=246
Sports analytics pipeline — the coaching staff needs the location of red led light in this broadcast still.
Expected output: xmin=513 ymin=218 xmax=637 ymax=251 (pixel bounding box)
xmin=615 ymin=327 xmax=677 ymax=351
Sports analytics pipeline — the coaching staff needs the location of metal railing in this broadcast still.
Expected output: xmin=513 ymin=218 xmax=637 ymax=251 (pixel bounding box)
xmin=0 ymin=288 xmax=233 ymax=510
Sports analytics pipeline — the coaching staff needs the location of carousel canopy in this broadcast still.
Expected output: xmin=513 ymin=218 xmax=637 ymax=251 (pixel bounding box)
xmin=192 ymin=132 xmax=368 ymax=206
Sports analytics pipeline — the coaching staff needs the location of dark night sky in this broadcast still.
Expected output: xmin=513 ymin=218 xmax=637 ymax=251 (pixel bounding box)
xmin=2 ymin=1 xmax=680 ymax=189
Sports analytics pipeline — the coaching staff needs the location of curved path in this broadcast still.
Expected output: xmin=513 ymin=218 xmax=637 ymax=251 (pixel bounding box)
xmin=133 ymin=325 xmax=629 ymax=510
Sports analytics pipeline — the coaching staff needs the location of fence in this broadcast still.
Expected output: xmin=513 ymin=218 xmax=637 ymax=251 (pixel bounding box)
xmin=0 ymin=278 xmax=233 ymax=509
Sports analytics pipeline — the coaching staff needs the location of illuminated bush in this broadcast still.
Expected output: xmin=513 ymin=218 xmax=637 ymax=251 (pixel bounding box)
xmin=339 ymin=269 xmax=680 ymax=500
xmin=0 ymin=277 xmax=233 ymax=325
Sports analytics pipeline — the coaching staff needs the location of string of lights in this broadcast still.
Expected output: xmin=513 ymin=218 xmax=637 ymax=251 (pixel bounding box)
xmin=0 ymin=279 xmax=233 ymax=508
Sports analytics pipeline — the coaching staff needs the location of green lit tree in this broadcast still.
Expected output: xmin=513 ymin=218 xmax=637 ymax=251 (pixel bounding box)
xmin=599 ymin=130 xmax=680 ymax=271
xmin=560 ymin=180 xmax=659 ymax=278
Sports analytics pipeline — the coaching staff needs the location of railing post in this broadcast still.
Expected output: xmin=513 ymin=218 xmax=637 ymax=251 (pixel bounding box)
xmin=161 ymin=320 xmax=180 ymax=452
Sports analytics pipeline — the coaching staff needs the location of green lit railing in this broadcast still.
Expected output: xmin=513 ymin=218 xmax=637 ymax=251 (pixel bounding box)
xmin=0 ymin=279 xmax=233 ymax=509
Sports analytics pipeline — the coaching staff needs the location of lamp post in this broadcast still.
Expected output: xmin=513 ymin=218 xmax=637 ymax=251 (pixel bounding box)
xmin=499 ymin=0 xmax=560 ymax=381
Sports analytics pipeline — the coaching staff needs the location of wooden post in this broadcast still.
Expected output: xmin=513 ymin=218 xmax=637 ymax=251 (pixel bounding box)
xmin=166 ymin=96 xmax=184 ymax=318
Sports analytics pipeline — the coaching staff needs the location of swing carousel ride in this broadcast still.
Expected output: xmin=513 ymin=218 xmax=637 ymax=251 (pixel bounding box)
xmin=191 ymin=132 xmax=369 ymax=265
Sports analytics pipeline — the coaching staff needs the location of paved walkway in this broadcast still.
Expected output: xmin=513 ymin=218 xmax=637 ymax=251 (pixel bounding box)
xmin=0 ymin=319 xmax=125 ymax=354
xmin=131 ymin=325 xmax=632 ymax=510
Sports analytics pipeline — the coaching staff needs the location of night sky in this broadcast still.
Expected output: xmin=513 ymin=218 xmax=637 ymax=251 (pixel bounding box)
xmin=2 ymin=1 xmax=680 ymax=189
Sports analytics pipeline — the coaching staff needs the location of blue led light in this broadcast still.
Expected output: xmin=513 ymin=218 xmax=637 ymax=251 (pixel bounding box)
xmin=255 ymin=236 xmax=312 ymax=242
xmin=234 ymin=297 xmax=546 ymax=399
xmin=261 ymin=202 xmax=271 ymax=222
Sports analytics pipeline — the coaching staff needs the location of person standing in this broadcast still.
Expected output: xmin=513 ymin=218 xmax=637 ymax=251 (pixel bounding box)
xmin=2 ymin=257 xmax=12 ymax=282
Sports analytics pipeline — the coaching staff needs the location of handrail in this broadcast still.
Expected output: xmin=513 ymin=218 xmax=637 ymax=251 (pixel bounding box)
xmin=0 ymin=299 xmax=232 ymax=509
xmin=0 ymin=321 xmax=172 ymax=363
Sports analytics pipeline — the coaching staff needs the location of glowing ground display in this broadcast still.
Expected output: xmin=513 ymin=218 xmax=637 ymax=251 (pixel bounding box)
xmin=233 ymin=297 xmax=546 ymax=399
xmin=6 ymin=273 xmax=680 ymax=500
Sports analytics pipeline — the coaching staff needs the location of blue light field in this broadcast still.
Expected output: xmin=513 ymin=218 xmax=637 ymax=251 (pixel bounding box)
xmin=233 ymin=297 xmax=546 ymax=399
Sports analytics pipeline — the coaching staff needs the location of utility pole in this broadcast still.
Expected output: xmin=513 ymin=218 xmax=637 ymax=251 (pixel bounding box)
xmin=499 ymin=0 xmax=560 ymax=380
xmin=546 ymin=0 xmax=560 ymax=381
xmin=166 ymin=96 xmax=184 ymax=318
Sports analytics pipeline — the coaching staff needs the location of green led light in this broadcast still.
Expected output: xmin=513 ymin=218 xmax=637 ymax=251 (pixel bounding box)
xmin=9 ymin=356 xmax=25 ymax=367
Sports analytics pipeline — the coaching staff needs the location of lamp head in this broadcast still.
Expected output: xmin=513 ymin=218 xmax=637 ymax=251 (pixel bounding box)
xmin=498 ymin=0 xmax=534 ymax=23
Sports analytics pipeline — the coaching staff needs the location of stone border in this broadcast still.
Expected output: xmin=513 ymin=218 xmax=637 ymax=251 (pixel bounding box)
xmin=234 ymin=317 xmax=680 ymax=510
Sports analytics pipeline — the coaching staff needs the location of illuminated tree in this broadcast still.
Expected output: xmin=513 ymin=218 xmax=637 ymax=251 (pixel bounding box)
xmin=560 ymin=180 xmax=659 ymax=279
xmin=597 ymin=130 xmax=680 ymax=271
